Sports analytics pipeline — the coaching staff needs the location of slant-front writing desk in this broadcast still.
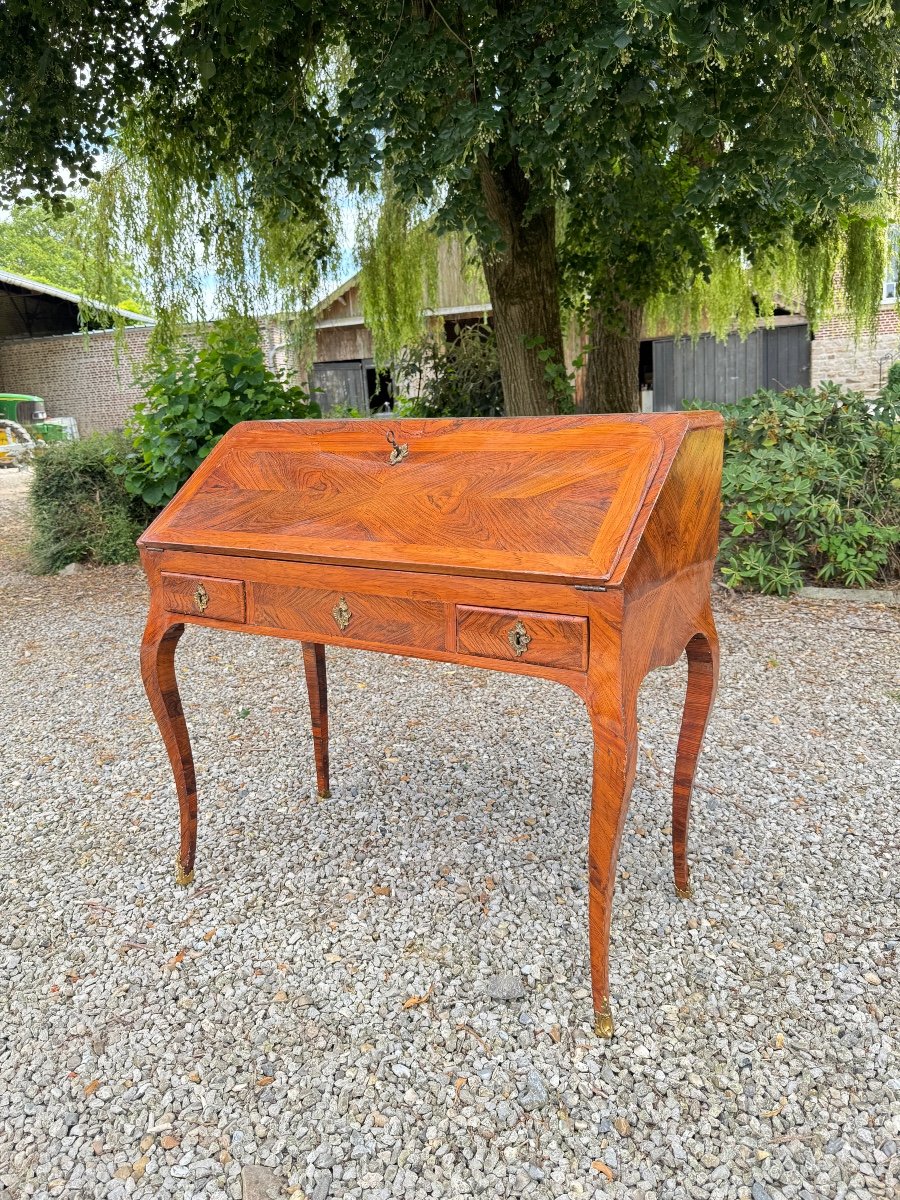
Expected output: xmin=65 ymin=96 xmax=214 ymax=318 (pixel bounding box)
xmin=139 ymin=414 xmax=723 ymax=1036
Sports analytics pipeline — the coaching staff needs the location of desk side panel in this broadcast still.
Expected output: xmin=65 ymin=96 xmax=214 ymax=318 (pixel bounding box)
xmin=618 ymin=424 xmax=723 ymax=597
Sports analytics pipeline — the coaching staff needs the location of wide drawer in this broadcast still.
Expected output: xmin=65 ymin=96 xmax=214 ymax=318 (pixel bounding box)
xmin=161 ymin=572 xmax=246 ymax=623
xmin=249 ymin=583 xmax=447 ymax=650
xmin=456 ymin=605 xmax=588 ymax=670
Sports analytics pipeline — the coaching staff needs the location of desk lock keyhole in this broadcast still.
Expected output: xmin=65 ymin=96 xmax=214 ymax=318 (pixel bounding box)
xmin=507 ymin=619 xmax=532 ymax=656
xmin=386 ymin=429 xmax=408 ymax=465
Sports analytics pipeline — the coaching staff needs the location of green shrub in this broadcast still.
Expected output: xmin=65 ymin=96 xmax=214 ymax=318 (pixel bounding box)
xmin=884 ymin=359 xmax=900 ymax=397
xmin=703 ymin=384 xmax=899 ymax=595
xmin=396 ymin=323 xmax=504 ymax=417
xmin=124 ymin=317 xmax=319 ymax=507
xmin=29 ymin=434 xmax=150 ymax=572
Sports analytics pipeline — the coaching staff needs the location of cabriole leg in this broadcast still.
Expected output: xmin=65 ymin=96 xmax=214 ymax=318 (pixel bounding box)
xmin=140 ymin=618 xmax=197 ymax=886
xmin=302 ymin=642 xmax=330 ymax=799
xmin=672 ymin=621 xmax=720 ymax=899
xmin=586 ymin=685 xmax=639 ymax=1039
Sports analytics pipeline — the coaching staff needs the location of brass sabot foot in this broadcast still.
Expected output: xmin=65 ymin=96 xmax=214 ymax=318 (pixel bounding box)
xmin=594 ymin=999 xmax=614 ymax=1038
xmin=674 ymin=881 xmax=693 ymax=899
xmin=318 ymin=789 xmax=332 ymax=799
xmin=175 ymin=861 xmax=195 ymax=887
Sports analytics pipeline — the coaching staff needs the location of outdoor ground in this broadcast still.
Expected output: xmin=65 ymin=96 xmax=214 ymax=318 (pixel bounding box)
xmin=0 ymin=475 xmax=897 ymax=1200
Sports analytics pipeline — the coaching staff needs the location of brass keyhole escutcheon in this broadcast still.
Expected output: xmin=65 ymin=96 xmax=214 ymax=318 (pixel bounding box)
xmin=508 ymin=619 xmax=531 ymax=656
xmin=332 ymin=596 xmax=352 ymax=631
xmin=386 ymin=429 xmax=408 ymax=465
xmin=194 ymin=583 xmax=209 ymax=614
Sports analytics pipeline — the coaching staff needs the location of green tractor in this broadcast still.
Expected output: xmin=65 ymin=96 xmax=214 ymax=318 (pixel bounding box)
xmin=0 ymin=394 xmax=78 ymax=464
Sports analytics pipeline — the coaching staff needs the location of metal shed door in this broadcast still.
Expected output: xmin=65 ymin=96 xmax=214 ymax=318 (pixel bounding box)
xmin=652 ymin=324 xmax=809 ymax=409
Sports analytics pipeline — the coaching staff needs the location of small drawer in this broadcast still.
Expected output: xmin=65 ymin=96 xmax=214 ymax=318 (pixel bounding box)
xmin=161 ymin=572 xmax=246 ymax=623
xmin=249 ymin=582 xmax=447 ymax=650
xmin=456 ymin=606 xmax=588 ymax=671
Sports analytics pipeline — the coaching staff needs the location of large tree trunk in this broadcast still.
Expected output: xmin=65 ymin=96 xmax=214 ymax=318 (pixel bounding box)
xmin=583 ymin=303 xmax=643 ymax=414
xmin=478 ymin=155 xmax=565 ymax=416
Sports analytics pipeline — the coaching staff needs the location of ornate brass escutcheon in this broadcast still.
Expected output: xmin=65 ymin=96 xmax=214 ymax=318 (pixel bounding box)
xmin=194 ymin=583 xmax=209 ymax=614
xmin=507 ymin=619 xmax=531 ymax=656
xmin=386 ymin=429 xmax=408 ymax=465
xmin=332 ymin=596 xmax=352 ymax=631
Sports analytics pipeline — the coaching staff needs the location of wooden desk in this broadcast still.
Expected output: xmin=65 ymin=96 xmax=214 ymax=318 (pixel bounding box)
xmin=139 ymin=414 xmax=723 ymax=1036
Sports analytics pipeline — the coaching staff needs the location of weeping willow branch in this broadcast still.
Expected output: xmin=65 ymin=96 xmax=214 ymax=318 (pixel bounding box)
xmin=356 ymin=189 xmax=439 ymax=366
xmin=78 ymin=146 xmax=341 ymax=360
xmin=645 ymin=217 xmax=891 ymax=343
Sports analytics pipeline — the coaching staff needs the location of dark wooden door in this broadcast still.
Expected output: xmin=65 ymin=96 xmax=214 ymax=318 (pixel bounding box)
xmin=652 ymin=324 xmax=810 ymax=410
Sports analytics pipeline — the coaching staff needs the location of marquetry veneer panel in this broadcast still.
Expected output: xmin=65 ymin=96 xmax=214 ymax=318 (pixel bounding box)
xmin=161 ymin=572 xmax=246 ymax=623
xmin=456 ymin=605 xmax=588 ymax=671
xmin=248 ymin=582 xmax=448 ymax=650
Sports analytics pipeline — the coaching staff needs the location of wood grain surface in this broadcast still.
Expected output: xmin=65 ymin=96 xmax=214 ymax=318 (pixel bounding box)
xmin=161 ymin=572 xmax=246 ymax=623
xmin=301 ymin=642 xmax=330 ymax=800
xmin=249 ymin=583 xmax=448 ymax=651
xmin=139 ymin=616 xmax=197 ymax=886
xmin=456 ymin=605 xmax=588 ymax=670
xmin=139 ymin=412 xmax=725 ymax=1037
xmin=139 ymin=413 xmax=720 ymax=584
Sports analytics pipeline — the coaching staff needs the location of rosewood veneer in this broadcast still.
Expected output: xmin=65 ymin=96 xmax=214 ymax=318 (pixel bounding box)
xmin=139 ymin=414 xmax=723 ymax=1036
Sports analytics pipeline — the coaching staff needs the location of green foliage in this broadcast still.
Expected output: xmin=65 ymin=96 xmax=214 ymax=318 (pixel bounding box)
xmin=705 ymin=385 xmax=900 ymax=595
xmin=559 ymin=8 xmax=900 ymax=344
xmin=883 ymin=359 xmax=900 ymax=399
xmin=396 ymin=324 xmax=503 ymax=418
xmin=357 ymin=191 xmax=438 ymax=367
xmin=5 ymin=2 xmax=900 ymax=409
xmin=323 ymin=404 xmax=364 ymax=419
xmin=29 ymin=434 xmax=150 ymax=573
xmin=645 ymin=221 xmax=890 ymax=343
xmin=124 ymin=318 xmax=319 ymax=508
xmin=0 ymin=198 xmax=144 ymax=310
xmin=523 ymin=335 xmax=578 ymax=414
xmin=79 ymin=148 xmax=334 ymax=350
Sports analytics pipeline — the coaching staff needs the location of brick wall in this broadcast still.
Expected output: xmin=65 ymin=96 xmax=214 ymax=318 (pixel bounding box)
xmin=0 ymin=326 xmax=153 ymax=436
xmin=811 ymin=305 xmax=900 ymax=395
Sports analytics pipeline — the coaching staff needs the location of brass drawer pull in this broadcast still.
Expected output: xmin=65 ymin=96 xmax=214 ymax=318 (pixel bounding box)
xmin=507 ymin=619 xmax=531 ymax=656
xmin=332 ymin=595 xmax=352 ymax=631
xmin=194 ymin=583 xmax=209 ymax=613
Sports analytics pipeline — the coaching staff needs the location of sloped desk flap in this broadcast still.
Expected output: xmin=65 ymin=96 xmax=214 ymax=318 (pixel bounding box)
xmin=139 ymin=415 xmax=699 ymax=584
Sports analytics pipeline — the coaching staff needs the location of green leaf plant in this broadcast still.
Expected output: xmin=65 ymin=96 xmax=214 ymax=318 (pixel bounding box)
xmin=695 ymin=383 xmax=899 ymax=595
xmin=122 ymin=318 xmax=319 ymax=508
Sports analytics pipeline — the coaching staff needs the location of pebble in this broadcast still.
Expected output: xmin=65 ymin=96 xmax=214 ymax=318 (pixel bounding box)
xmin=0 ymin=485 xmax=896 ymax=1200
xmin=310 ymin=1170 xmax=332 ymax=1200
xmin=241 ymin=1166 xmax=282 ymax=1199
xmin=485 ymin=973 xmax=525 ymax=1001
xmin=518 ymin=1070 xmax=550 ymax=1111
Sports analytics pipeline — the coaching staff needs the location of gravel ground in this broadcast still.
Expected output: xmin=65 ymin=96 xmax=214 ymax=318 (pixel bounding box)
xmin=0 ymin=477 xmax=898 ymax=1200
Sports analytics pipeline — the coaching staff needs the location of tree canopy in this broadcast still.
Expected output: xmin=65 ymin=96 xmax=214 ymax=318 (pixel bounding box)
xmin=0 ymin=200 xmax=145 ymax=309
xmin=3 ymin=2 xmax=899 ymax=413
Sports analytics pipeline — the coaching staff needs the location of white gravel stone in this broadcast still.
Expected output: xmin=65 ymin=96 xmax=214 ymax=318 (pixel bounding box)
xmin=0 ymin=480 xmax=898 ymax=1199
xmin=484 ymin=973 xmax=526 ymax=1001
